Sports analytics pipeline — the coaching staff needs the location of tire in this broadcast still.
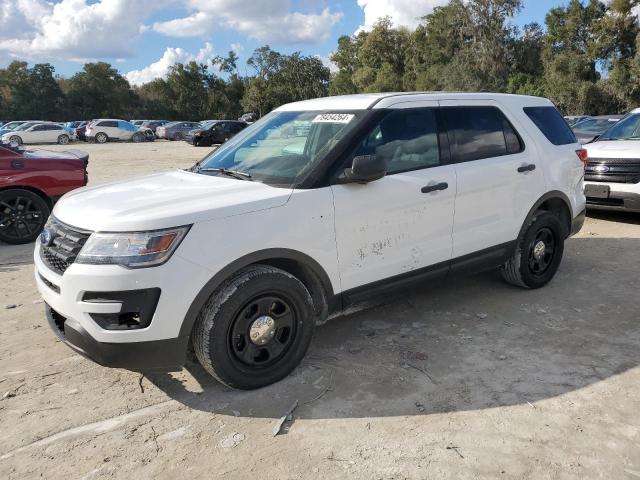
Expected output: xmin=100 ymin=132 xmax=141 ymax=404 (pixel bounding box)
xmin=500 ymin=211 xmax=565 ymax=289
xmin=193 ymin=265 xmax=315 ymax=390
xmin=194 ymin=137 xmax=202 ymax=147
xmin=132 ymin=132 xmax=144 ymax=143
xmin=8 ymin=135 xmax=22 ymax=146
xmin=0 ymin=189 xmax=50 ymax=244
xmin=95 ymin=132 xmax=108 ymax=144
xmin=174 ymin=132 xmax=184 ymax=141
xmin=57 ymin=134 xmax=69 ymax=145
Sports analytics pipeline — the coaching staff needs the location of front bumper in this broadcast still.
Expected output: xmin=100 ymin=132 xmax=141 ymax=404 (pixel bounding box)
xmin=46 ymin=303 xmax=187 ymax=370
xmin=585 ymin=181 xmax=640 ymax=212
xmin=34 ymin=241 xmax=212 ymax=370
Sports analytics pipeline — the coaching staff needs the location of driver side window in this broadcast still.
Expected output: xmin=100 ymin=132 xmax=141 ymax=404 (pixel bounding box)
xmin=352 ymin=109 xmax=441 ymax=175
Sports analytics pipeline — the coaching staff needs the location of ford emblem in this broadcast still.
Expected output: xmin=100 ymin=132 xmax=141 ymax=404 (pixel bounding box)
xmin=593 ymin=165 xmax=610 ymax=173
xmin=40 ymin=228 xmax=53 ymax=246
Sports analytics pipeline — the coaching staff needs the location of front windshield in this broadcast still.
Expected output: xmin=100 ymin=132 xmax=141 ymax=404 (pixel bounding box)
xmin=15 ymin=123 xmax=35 ymax=131
xmin=197 ymin=110 xmax=365 ymax=187
xmin=597 ymin=113 xmax=640 ymax=141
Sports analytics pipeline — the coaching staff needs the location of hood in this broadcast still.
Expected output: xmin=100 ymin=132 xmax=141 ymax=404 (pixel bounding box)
xmin=54 ymin=170 xmax=292 ymax=232
xmin=585 ymin=140 xmax=640 ymax=158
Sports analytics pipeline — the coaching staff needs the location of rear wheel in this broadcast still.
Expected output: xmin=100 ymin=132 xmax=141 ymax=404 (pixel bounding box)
xmin=501 ymin=211 xmax=565 ymax=289
xmin=193 ymin=265 xmax=315 ymax=390
xmin=0 ymin=189 xmax=50 ymax=244
xmin=95 ymin=132 xmax=108 ymax=144
xmin=132 ymin=132 xmax=145 ymax=143
xmin=174 ymin=132 xmax=184 ymax=141
xmin=57 ymin=134 xmax=69 ymax=145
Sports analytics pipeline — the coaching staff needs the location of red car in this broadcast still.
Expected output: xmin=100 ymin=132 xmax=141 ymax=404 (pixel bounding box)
xmin=0 ymin=143 xmax=88 ymax=244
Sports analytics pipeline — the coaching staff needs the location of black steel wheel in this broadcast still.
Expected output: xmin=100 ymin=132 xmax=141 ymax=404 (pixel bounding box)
xmin=501 ymin=211 xmax=565 ymax=289
xmin=229 ymin=295 xmax=298 ymax=368
xmin=0 ymin=189 xmax=50 ymax=244
xmin=193 ymin=265 xmax=315 ymax=389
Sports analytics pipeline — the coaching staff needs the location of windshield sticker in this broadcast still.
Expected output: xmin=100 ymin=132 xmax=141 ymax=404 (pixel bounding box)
xmin=312 ymin=113 xmax=354 ymax=124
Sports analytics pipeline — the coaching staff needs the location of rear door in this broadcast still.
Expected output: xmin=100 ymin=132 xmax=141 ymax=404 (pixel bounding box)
xmin=440 ymin=101 xmax=546 ymax=258
xmin=331 ymin=106 xmax=457 ymax=294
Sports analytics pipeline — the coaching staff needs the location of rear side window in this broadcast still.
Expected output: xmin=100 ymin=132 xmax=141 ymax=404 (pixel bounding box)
xmin=523 ymin=106 xmax=576 ymax=145
xmin=98 ymin=121 xmax=118 ymax=128
xmin=443 ymin=106 xmax=524 ymax=162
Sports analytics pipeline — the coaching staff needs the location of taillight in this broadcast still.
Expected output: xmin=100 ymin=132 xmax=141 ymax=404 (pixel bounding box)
xmin=575 ymin=149 xmax=588 ymax=169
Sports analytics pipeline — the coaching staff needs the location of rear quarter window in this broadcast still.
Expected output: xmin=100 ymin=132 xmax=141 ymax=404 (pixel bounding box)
xmin=523 ymin=106 xmax=577 ymax=145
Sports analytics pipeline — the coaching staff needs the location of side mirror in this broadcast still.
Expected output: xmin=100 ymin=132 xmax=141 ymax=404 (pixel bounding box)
xmin=343 ymin=155 xmax=386 ymax=184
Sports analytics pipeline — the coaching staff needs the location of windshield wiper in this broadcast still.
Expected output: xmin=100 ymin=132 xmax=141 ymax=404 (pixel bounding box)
xmin=198 ymin=167 xmax=253 ymax=181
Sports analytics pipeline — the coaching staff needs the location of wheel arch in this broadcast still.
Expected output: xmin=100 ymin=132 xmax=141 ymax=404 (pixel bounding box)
xmin=518 ymin=191 xmax=573 ymax=241
xmin=178 ymin=248 xmax=336 ymax=339
xmin=0 ymin=185 xmax=53 ymax=209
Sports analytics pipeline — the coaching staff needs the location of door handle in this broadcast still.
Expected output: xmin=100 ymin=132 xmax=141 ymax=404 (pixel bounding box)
xmin=517 ymin=164 xmax=536 ymax=173
xmin=11 ymin=160 xmax=24 ymax=169
xmin=421 ymin=182 xmax=448 ymax=193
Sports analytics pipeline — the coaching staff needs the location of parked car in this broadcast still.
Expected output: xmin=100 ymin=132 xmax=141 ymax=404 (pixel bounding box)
xmin=85 ymin=119 xmax=145 ymax=143
xmin=35 ymin=92 xmax=585 ymax=390
xmin=584 ymin=108 xmax=640 ymax=212
xmin=1 ymin=122 xmax=72 ymax=145
xmin=185 ymin=120 xmax=248 ymax=146
xmin=0 ymin=142 xmax=88 ymax=244
xmin=0 ymin=121 xmax=38 ymax=137
xmin=63 ymin=121 xmax=85 ymax=135
xmin=572 ymin=115 xmax=623 ymax=144
xmin=565 ymin=115 xmax=590 ymax=126
xmin=140 ymin=120 xmax=169 ymax=135
xmin=156 ymin=121 xmax=201 ymax=140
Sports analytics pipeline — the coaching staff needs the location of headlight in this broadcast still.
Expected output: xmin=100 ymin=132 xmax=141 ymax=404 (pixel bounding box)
xmin=76 ymin=226 xmax=190 ymax=268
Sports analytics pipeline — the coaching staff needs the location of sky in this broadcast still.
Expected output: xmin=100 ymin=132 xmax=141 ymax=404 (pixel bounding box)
xmin=0 ymin=0 xmax=567 ymax=85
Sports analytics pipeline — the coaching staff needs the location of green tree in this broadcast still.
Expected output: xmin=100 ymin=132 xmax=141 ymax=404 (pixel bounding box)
xmin=65 ymin=62 xmax=137 ymax=119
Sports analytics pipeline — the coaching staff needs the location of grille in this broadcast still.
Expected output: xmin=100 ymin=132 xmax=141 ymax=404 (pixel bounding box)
xmin=585 ymin=158 xmax=640 ymax=184
xmin=39 ymin=217 xmax=91 ymax=275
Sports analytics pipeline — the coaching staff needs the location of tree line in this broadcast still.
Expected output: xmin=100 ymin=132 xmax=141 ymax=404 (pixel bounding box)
xmin=1 ymin=0 xmax=639 ymax=122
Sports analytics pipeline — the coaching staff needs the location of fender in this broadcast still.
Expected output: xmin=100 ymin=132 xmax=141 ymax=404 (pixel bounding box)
xmin=178 ymin=248 xmax=335 ymax=338
xmin=517 ymin=190 xmax=573 ymax=242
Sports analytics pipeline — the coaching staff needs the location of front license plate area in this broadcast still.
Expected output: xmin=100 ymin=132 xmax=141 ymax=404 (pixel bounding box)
xmin=585 ymin=184 xmax=610 ymax=199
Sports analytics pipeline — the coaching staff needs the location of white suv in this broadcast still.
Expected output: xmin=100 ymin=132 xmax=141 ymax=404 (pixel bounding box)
xmin=34 ymin=93 xmax=586 ymax=389
xmin=85 ymin=119 xmax=142 ymax=143
xmin=583 ymin=108 xmax=640 ymax=212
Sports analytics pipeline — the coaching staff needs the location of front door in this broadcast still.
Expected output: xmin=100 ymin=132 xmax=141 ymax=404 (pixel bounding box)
xmin=331 ymin=106 xmax=456 ymax=297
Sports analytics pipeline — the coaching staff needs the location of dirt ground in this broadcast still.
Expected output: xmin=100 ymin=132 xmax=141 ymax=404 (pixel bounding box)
xmin=1 ymin=142 xmax=639 ymax=479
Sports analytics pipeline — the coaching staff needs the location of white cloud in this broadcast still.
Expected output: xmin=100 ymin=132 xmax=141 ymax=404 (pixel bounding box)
xmin=356 ymin=0 xmax=447 ymax=31
xmin=125 ymin=42 xmax=216 ymax=86
xmin=0 ymin=0 xmax=170 ymax=63
xmin=152 ymin=0 xmax=342 ymax=44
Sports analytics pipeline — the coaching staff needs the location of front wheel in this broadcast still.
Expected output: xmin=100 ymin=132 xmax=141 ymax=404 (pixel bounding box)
xmin=57 ymin=134 xmax=70 ymax=145
xmin=95 ymin=132 xmax=108 ymax=144
xmin=9 ymin=135 xmax=22 ymax=146
xmin=501 ymin=211 xmax=565 ymax=289
xmin=192 ymin=265 xmax=315 ymax=390
xmin=0 ymin=189 xmax=50 ymax=244
xmin=132 ymin=132 xmax=145 ymax=143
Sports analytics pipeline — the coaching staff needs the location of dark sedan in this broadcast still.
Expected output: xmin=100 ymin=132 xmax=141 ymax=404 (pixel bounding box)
xmin=184 ymin=120 xmax=248 ymax=147
xmin=572 ymin=115 xmax=624 ymax=144
xmin=156 ymin=121 xmax=201 ymax=141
